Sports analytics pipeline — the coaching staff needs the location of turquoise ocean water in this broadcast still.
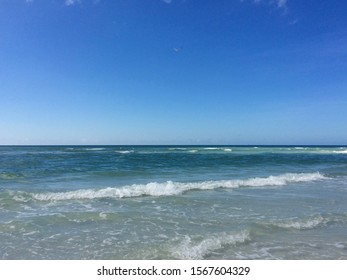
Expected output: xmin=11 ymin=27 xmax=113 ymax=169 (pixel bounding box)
xmin=0 ymin=145 xmax=346 ymax=259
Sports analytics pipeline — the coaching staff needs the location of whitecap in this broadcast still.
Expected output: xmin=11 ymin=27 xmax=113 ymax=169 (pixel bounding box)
xmin=333 ymin=150 xmax=347 ymax=154
xmin=85 ymin=148 xmax=105 ymax=151
xmin=203 ymin=147 xmax=233 ymax=152
xmin=12 ymin=191 xmax=31 ymax=202
xmin=115 ymin=150 xmax=134 ymax=154
xmin=99 ymin=212 xmax=108 ymax=220
xmin=23 ymin=231 xmax=39 ymax=236
xmin=270 ymin=216 xmax=328 ymax=230
xmin=172 ymin=231 xmax=250 ymax=259
xmin=31 ymin=172 xmax=326 ymax=201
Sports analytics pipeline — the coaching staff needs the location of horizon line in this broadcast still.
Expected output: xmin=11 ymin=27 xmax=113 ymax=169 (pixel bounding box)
xmin=1 ymin=144 xmax=346 ymax=147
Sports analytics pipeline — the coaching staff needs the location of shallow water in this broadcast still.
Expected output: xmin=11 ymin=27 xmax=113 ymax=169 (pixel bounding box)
xmin=1 ymin=145 xmax=347 ymax=259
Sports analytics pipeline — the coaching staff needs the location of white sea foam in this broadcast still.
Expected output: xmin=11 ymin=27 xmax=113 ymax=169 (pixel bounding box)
xmin=31 ymin=172 xmax=326 ymax=201
xmin=308 ymin=148 xmax=347 ymax=154
xmin=23 ymin=231 xmax=39 ymax=236
xmin=172 ymin=231 xmax=250 ymax=259
xmin=271 ymin=216 xmax=328 ymax=230
xmin=12 ymin=191 xmax=31 ymax=202
xmin=115 ymin=150 xmax=134 ymax=154
xmin=333 ymin=149 xmax=347 ymax=154
xmin=85 ymin=148 xmax=105 ymax=151
xmin=203 ymin=147 xmax=232 ymax=152
xmin=99 ymin=212 xmax=108 ymax=220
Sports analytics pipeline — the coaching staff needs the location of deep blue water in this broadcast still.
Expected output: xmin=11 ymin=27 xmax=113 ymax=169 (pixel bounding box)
xmin=0 ymin=145 xmax=347 ymax=259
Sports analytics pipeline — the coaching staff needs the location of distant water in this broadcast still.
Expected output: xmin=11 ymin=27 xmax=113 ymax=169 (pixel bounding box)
xmin=1 ymin=145 xmax=347 ymax=259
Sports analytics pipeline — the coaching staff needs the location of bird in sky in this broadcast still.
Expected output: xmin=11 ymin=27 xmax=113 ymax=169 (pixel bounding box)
xmin=173 ymin=47 xmax=183 ymax=53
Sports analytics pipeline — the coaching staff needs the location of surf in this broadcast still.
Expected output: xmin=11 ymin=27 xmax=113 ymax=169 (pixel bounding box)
xmin=171 ymin=230 xmax=250 ymax=259
xmin=30 ymin=172 xmax=326 ymax=201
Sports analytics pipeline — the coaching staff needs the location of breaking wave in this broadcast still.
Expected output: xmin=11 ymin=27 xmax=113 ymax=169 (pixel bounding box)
xmin=31 ymin=172 xmax=326 ymax=201
xmin=264 ymin=214 xmax=347 ymax=231
xmin=115 ymin=150 xmax=134 ymax=154
xmin=172 ymin=231 xmax=250 ymax=259
xmin=333 ymin=149 xmax=347 ymax=154
xmin=273 ymin=217 xmax=327 ymax=230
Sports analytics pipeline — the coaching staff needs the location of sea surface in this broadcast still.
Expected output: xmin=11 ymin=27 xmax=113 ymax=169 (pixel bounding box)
xmin=0 ymin=145 xmax=347 ymax=259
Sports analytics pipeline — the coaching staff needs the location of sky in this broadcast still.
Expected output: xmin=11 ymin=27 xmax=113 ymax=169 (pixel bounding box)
xmin=0 ymin=0 xmax=347 ymax=145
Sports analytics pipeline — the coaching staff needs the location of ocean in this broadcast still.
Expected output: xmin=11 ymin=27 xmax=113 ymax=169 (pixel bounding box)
xmin=0 ymin=145 xmax=346 ymax=259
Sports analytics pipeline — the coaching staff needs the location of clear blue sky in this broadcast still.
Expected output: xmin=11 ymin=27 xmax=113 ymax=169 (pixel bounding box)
xmin=1 ymin=0 xmax=346 ymax=145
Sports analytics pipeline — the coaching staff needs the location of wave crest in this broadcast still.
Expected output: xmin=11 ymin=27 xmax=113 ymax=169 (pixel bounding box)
xmin=31 ymin=172 xmax=325 ymax=201
xmin=272 ymin=216 xmax=327 ymax=230
xmin=333 ymin=149 xmax=347 ymax=154
xmin=264 ymin=214 xmax=347 ymax=230
xmin=172 ymin=231 xmax=250 ymax=259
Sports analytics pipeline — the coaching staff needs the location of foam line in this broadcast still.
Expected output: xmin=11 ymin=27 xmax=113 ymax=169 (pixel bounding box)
xmin=31 ymin=172 xmax=326 ymax=201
